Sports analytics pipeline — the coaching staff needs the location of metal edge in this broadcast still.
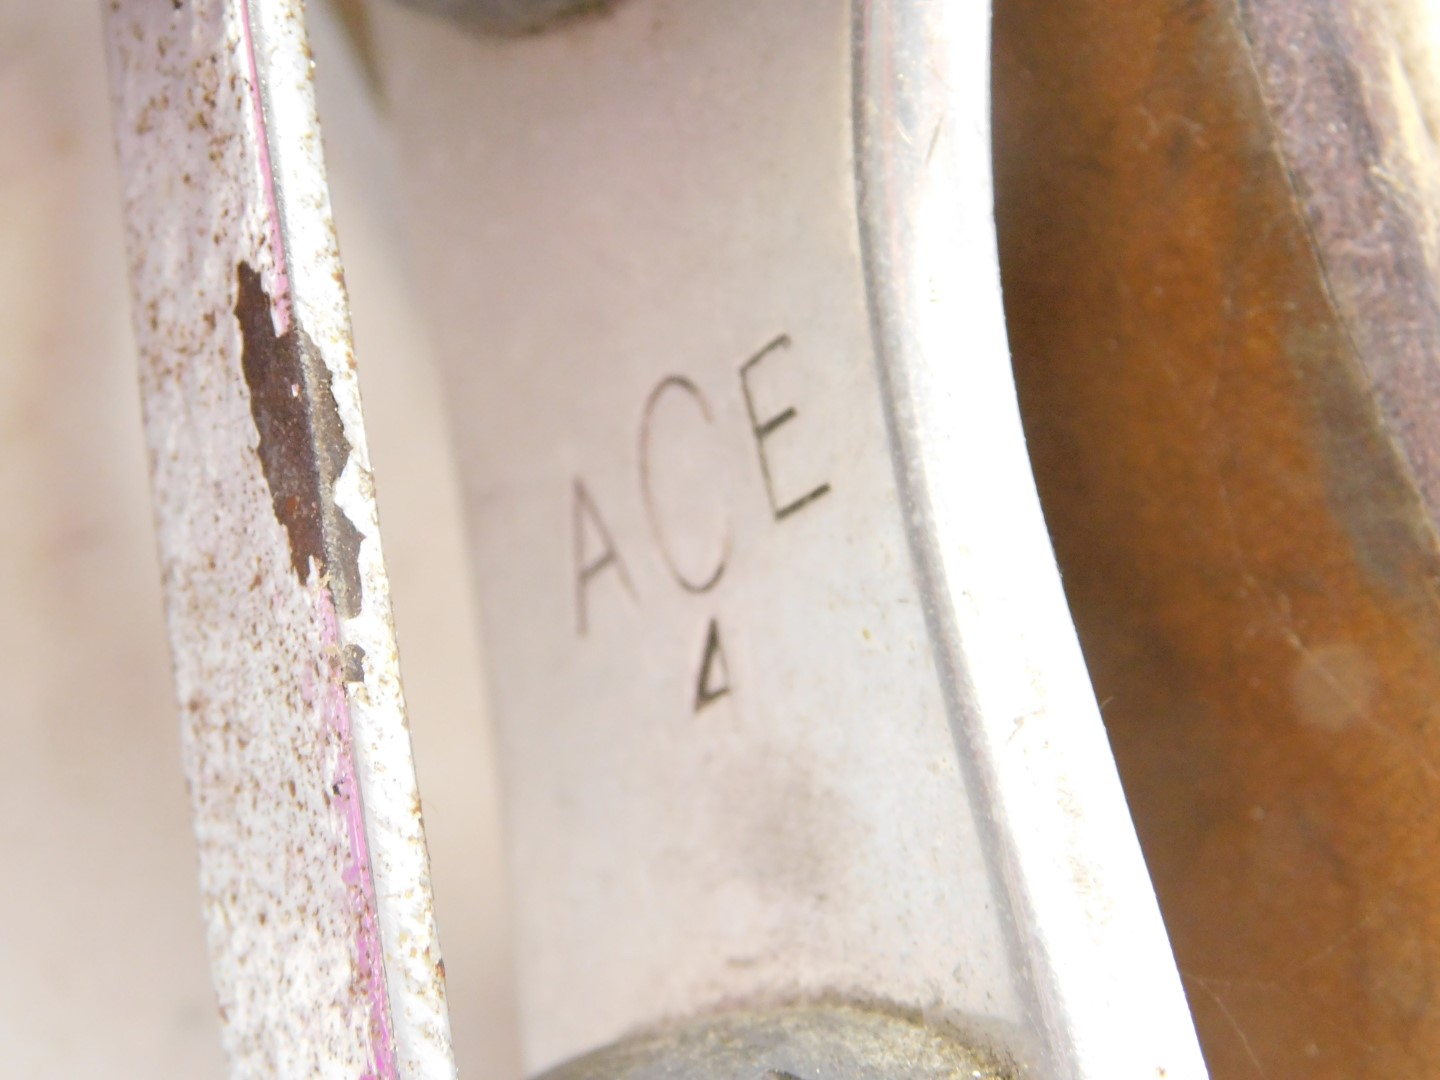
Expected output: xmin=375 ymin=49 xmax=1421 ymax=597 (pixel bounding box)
xmin=851 ymin=1 xmax=1209 ymax=1075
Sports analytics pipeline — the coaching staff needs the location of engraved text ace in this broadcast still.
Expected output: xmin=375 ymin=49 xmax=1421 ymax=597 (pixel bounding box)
xmin=571 ymin=334 xmax=832 ymax=712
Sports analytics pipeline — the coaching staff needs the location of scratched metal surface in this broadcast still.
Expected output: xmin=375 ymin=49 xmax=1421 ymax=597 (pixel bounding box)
xmin=103 ymin=2 xmax=453 ymax=1076
xmin=1241 ymin=0 xmax=1440 ymax=537
xmin=992 ymin=0 xmax=1440 ymax=1074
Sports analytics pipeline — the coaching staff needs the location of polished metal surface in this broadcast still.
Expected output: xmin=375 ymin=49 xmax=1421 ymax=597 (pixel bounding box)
xmin=371 ymin=0 xmax=1205 ymax=1075
xmin=853 ymin=2 xmax=1205 ymax=1075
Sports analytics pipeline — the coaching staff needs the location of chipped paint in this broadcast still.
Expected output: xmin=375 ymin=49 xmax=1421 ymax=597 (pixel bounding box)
xmin=235 ymin=261 xmax=362 ymax=614
xmin=103 ymin=1 xmax=454 ymax=1076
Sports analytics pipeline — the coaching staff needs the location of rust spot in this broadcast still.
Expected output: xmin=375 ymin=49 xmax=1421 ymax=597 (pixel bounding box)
xmin=234 ymin=262 xmax=363 ymax=616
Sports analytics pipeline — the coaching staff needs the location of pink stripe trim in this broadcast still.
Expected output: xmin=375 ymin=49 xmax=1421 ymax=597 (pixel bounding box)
xmin=318 ymin=587 xmax=399 ymax=1079
xmin=238 ymin=0 xmax=292 ymax=335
